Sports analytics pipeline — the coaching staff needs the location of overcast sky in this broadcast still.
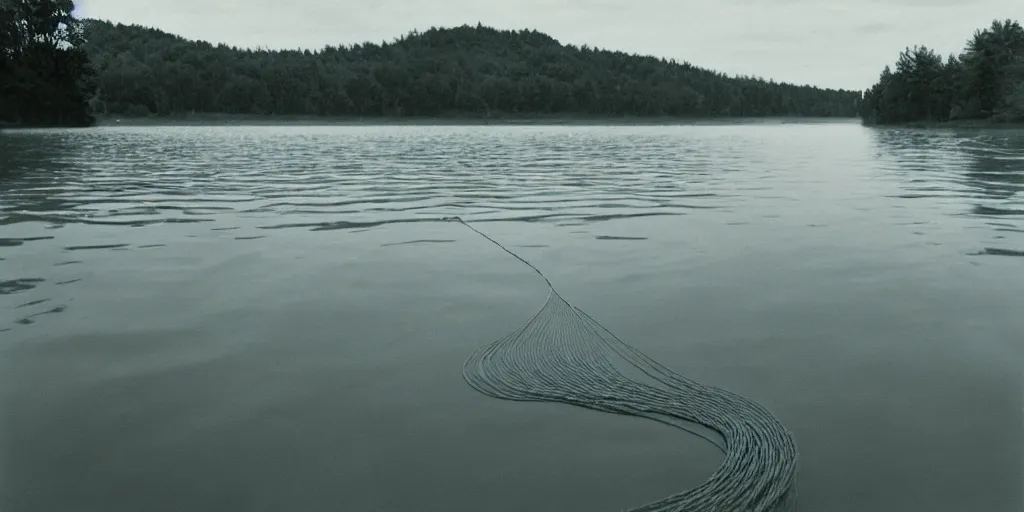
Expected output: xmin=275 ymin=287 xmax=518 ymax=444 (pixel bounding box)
xmin=76 ymin=0 xmax=1021 ymax=91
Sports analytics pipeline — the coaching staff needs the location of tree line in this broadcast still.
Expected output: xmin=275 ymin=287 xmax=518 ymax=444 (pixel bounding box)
xmin=861 ymin=19 xmax=1024 ymax=125
xmin=0 ymin=0 xmax=96 ymax=126
xmin=8 ymin=3 xmax=1019 ymax=127
xmin=80 ymin=19 xmax=862 ymax=120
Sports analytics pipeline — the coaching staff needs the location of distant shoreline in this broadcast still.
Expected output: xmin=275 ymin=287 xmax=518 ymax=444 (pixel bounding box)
xmin=92 ymin=113 xmax=859 ymax=127
xmin=10 ymin=115 xmax=1022 ymax=130
xmin=885 ymin=119 xmax=1024 ymax=130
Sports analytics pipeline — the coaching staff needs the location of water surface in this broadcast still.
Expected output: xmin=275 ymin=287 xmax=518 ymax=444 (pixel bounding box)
xmin=1 ymin=123 xmax=1022 ymax=511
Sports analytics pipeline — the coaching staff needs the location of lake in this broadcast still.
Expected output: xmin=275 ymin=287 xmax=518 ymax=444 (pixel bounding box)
xmin=1 ymin=121 xmax=1021 ymax=512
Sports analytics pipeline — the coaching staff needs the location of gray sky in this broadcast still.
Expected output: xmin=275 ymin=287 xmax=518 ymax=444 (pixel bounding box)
xmin=76 ymin=0 xmax=1021 ymax=91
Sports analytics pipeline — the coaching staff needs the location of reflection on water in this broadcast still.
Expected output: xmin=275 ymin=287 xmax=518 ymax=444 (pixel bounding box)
xmin=0 ymin=123 xmax=1021 ymax=512
xmin=869 ymin=128 xmax=1024 ymax=265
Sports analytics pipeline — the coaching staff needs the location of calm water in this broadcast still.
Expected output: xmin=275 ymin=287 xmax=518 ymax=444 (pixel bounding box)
xmin=1 ymin=122 xmax=1021 ymax=512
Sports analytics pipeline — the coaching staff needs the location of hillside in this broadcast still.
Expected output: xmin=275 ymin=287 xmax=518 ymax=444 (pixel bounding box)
xmin=82 ymin=20 xmax=862 ymax=119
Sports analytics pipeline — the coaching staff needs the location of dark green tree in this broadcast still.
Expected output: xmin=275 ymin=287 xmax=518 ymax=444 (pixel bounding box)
xmin=0 ymin=0 xmax=96 ymax=126
xmin=862 ymin=18 xmax=1024 ymax=124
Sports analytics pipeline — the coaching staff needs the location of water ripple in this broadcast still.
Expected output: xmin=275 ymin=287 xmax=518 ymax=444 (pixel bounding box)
xmin=973 ymin=206 xmax=1023 ymax=217
xmin=0 ymin=278 xmax=45 ymax=295
xmin=381 ymin=239 xmax=457 ymax=247
xmin=64 ymin=244 xmax=131 ymax=251
xmin=2 ymin=124 xmax=1022 ymax=333
xmin=972 ymin=247 xmax=1024 ymax=257
xmin=595 ymin=235 xmax=648 ymax=241
xmin=15 ymin=305 xmax=67 ymax=325
xmin=0 ymin=236 xmax=54 ymax=246
xmin=0 ymin=127 xmax=741 ymax=235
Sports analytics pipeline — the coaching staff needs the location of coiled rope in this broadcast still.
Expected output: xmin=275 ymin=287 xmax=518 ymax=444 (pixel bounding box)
xmin=446 ymin=217 xmax=799 ymax=512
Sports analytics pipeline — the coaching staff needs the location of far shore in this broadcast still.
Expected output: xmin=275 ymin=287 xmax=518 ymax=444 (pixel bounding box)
xmin=91 ymin=113 xmax=861 ymax=127
xmin=7 ymin=114 xmax=1022 ymax=130
xmin=896 ymin=119 xmax=1024 ymax=130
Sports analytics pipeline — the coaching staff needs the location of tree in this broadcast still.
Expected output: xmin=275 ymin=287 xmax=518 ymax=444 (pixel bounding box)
xmin=0 ymin=0 xmax=96 ymax=126
xmin=862 ymin=18 xmax=1024 ymax=124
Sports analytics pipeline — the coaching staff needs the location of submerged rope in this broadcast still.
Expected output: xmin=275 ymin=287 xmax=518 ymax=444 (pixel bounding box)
xmin=447 ymin=216 xmax=799 ymax=512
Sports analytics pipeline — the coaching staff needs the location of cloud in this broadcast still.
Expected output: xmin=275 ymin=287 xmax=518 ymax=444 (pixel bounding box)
xmin=855 ymin=22 xmax=898 ymax=35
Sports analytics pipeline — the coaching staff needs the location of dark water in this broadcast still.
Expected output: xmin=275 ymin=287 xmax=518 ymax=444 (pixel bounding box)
xmin=1 ymin=123 xmax=1021 ymax=512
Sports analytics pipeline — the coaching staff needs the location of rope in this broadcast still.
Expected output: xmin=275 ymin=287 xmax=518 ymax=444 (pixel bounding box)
xmin=445 ymin=216 xmax=799 ymax=512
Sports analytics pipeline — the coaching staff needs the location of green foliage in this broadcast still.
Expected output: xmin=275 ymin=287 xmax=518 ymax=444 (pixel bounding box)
xmin=862 ymin=18 xmax=1024 ymax=124
xmin=82 ymin=20 xmax=862 ymax=119
xmin=0 ymin=0 xmax=96 ymax=126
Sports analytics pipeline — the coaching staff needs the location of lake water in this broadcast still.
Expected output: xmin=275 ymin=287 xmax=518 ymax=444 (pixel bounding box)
xmin=1 ymin=122 xmax=1021 ymax=512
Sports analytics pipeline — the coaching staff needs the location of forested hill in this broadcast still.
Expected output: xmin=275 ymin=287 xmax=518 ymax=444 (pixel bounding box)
xmin=82 ymin=20 xmax=862 ymax=119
